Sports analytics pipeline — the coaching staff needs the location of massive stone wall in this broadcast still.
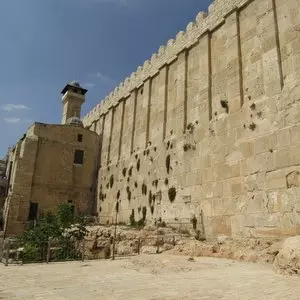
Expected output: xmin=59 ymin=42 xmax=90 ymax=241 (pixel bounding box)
xmin=84 ymin=0 xmax=300 ymax=238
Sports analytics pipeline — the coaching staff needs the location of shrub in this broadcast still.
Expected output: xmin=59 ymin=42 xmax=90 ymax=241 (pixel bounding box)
xmin=249 ymin=122 xmax=256 ymax=131
xmin=166 ymin=155 xmax=171 ymax=174
xmin=186 ymin=123 xmax=195 ymax=133
xmin=142 ymin=183 xmax=147 ymax=195
xmin=109 ymin=175 xmax=114 ymax=188
xmin=128 ymin=166 xmax=133 ymax=176
xmin=168 ymin=187 xmax=176 ymax=203
xmin=250 ymin=103 xmax=256 ymax=111
xmin=220 ymin=99 xmax=229 ymax=113
xmin=136 ymin=158 xmax=141 ymax=171
xmin=17 ymin=204 xmax=87 ymax=263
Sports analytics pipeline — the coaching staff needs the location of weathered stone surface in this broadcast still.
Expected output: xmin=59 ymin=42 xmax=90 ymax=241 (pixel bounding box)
xmin=286 ymin=171 xmax=300 ymax=188
xmin=83 ymin=225 xmax=288 ymax=269
xmin=80 ymin=0 xmax=300 ymax=240
xmin=4 ymin=0 xmax=300 ymax=240
xmin=274 ymin=236 xmax=300 ymax=275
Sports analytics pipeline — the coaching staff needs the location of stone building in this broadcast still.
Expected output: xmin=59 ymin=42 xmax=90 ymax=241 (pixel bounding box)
xmin=3 ymin=0 xmax=300 ymax=240
xmin=83 ymin=0 xmax=300 ymax=239
xmin=0 ymin=159 xmax=7 ymax=217
xmin=3 ymin=82 xmax=99 ymax=236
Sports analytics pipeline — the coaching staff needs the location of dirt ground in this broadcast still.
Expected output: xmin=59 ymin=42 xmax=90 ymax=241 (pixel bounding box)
xmin=0 ymin=254 xmax=299 ymax=300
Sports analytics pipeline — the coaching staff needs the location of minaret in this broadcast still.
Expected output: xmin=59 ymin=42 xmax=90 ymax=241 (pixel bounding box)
xmin=61 ymin=81 xmax=88 ymax=125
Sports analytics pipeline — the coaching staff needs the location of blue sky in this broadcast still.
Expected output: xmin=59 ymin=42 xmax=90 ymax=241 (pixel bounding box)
xmin=0 ymin=0 xmax=212 ymax=157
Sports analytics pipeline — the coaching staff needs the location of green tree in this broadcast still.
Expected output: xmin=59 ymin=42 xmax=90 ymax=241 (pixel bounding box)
xmin=17 ymin=203 xmax=87 ymax=263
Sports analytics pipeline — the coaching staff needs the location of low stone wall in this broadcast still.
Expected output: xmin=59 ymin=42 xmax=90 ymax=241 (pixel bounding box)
xmin=83 ymin=225 xmax=294 ymax=271
xmin=83 ymin=225 xmax=299 ymax=275
xmin=274 ymin=236 xmax=300 ymax=275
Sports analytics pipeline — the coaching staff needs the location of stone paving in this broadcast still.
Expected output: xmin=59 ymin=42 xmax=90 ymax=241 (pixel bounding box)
xmin=0 ymin=255 xmax=299 ymax=300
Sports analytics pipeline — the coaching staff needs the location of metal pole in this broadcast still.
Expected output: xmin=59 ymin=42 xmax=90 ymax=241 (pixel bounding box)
xmin=81 ymin=239 xmax=85 ymax=262
xmin=46 ymin=239 xmax=51 ymax=264
xmin=5 ymin=240 xmax=10 ymax=266
xmin=137 ymin=238 xmax=141 ymax=255
xmin=112 ymin=201 xmax=119 ymax=260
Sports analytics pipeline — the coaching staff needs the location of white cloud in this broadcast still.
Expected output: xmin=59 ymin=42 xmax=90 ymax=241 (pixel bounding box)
xmin=3 ymin=118 xmax=32 ymax=124
xmin=89 ymin=71 xmax=115 ymax=84
xmin=84 ymin=71 xmax=115 ymax=89
xmin=4 ymin=118 xmax=21 ymax=124
xmin=82 ymin=83 xmax=96 ymax=89
xmin=1 ymin=104 xmax=30 ymax=112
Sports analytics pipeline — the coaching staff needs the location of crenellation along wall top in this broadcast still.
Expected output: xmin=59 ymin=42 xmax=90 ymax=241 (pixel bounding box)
xmin=82 ymin=0 xmax=249 ymax=127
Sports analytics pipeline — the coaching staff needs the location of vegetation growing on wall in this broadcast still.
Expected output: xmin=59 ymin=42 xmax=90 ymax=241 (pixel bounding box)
xmin=128 ymin=166 xmax=133 ymax=177
xmin=166 ymin=155 xmax=171 ymax=174
xmin=136 ymin=158 xmax=141 ymax=171
xmin=129 ymin=209 xmax=135 ymax=226
xmin=142 ymin=206 xmax=147 ymax=220
xmin=129 ymin=207 xmax=146 ymax=229
xmin=220 ymin=99 xmax=229 ymax=113
xmin=150 ymin=206 xmax=154 ymax=215
xmin=152 ymin=194 xmax=156 ymax=203
xmin=249 ymin=122 xmax=257 ymax=131
xmin=109 ymin=175 xmax=114 ymax=188
xmin=250 ymin=103 xmax=256 ymax=111
xmin=257 ymin=111 xmax=263 ymax=119
xmin=168 ymin=187 xmax=176 ymax=203
xmin=152 ymin=179 xmax=158 ymax=188
xmin=99 ymin=190 xmax=104 ymax=202
xmin=142 ymin=183 xmax=147 ymax=195
xmin=126 ymin=186 xmax=131 ymax=201
xmin=166 ymin=141 xmax=171 ymax=150
xmin=148 ymin=191 xmax=152 ymax=206
xmin=186 ymin=123 xmax=195 ymax=133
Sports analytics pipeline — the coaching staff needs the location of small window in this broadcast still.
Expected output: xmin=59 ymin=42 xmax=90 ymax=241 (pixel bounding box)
xmin=74 ymin=150 xmax=84 ymax=164
xmin=28 ymin=202 xmax=39 ymax=221
xmin=77 ymin=134 xmax=83 ymax=142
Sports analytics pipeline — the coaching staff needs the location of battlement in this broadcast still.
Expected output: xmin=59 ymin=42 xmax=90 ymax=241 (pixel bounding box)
xmin=83 ymin=0 xmax=249 ymax=126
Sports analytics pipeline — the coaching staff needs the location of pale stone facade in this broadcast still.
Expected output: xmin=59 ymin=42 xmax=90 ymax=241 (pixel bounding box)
xmin=3 ymin=0 xmax=300 ymax=239
xmin=3 ymin=82 xmax=100 ymax=236
xmin=82 ymin=0 xmax=300 ymax=239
